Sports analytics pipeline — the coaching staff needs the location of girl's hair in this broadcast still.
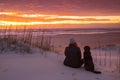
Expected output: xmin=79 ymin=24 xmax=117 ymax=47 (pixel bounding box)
xmin=69 ymin=42 xmax=78 ymax=47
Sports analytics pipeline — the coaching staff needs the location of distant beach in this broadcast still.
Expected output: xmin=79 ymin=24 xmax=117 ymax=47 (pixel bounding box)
xmin=50 ymin=28 xmax=120 ymax=54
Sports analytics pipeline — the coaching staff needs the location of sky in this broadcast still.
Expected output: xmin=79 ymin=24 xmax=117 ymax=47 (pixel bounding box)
xmin=0 ymin=0 xmax=120 ymax=29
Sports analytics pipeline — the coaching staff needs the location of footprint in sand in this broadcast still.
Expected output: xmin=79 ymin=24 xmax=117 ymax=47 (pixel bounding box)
xmin=2 ymin=69 xmax=8 ymax=72
xmin=60 ymin=72 xmax=64 ymax=75
xmin=73 ymin=78 xmax=78 ymax=80
xmin=72 ymin=72 xmax=77 ymax=76
xmin=96 ymin=77 xmax=100 ymax=80
xmin=0 ymin=67 xmax=3 ymax=72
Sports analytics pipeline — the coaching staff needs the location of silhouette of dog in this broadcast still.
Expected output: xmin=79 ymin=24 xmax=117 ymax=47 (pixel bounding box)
xmin=84 ymin=46 xmax=101 ymax=74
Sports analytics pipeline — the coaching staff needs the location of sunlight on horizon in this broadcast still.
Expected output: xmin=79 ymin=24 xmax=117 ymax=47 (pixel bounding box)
xmin=0 ymin=12 xmax=120 ymax=29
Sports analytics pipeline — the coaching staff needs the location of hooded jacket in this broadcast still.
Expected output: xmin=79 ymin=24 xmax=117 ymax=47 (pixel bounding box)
xmin=64 ymin=44 xmax=82 ymax=68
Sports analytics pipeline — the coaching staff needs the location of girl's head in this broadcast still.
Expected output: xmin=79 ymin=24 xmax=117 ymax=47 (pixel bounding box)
xmin=70 ymin=38 xmax=76 ymax=44
xmin=69 ymin=38 xmax=77 ymax=47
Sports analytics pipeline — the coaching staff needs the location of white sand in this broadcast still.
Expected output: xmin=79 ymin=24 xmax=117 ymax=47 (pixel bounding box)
xmin=0 ymin=50 xmax=119 ymax=80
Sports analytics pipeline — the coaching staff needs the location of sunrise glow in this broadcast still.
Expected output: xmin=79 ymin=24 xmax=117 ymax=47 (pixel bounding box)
xmin=0 ymin=12 xmax=120 ymax=28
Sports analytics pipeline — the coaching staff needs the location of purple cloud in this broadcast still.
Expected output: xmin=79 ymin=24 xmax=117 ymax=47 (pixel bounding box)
xmin=0 ymin=0 xmax=120 ymax=15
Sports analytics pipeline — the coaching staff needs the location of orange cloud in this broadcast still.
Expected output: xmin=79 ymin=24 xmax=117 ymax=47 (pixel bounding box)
xmin=0 ymin=12 xmax=120 ymax=27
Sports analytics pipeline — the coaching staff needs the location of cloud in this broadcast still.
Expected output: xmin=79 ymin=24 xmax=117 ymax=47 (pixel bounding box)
xmin=0 ymin=12 xmax=120 ymax=26
xmin=0 ymin=0 xmax=120 ymax=15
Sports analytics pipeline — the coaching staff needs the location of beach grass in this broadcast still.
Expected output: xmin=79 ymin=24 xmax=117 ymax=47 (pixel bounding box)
xmin=0 ymin=26 xmax=52 ymax=52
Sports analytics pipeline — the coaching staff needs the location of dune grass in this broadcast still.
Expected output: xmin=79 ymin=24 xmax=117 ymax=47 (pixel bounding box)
xmin=0 ymin=26 xmax=52 ymax=53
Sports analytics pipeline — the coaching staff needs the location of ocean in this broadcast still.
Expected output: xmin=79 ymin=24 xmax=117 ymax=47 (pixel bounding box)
xmin=0 ymin=28 xmax=120 ymax=36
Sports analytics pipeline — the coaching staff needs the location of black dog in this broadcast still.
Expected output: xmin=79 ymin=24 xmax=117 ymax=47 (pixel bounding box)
xmin=84 ymin=46 xmax=101 ymax=74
